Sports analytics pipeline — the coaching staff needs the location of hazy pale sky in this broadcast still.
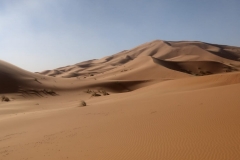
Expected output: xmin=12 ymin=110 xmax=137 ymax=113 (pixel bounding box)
xmin=0 ymin=0 xmax=240 ymax=72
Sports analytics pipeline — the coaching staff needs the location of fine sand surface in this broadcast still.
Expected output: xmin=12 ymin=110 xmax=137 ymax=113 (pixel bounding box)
xmin=1 ymin=40 xmax=240 ymax=159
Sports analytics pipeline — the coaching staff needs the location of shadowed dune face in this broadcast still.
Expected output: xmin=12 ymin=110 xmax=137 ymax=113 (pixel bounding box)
xmin=0 ymin=72 xmax=19 ymax=93
xmin=0 ymin=59 xmax=150 ymax=94
xmin=153 ymin=58 xmax=238 ymax=76
xmin=1 ymin=40 xmax=240 ymax=160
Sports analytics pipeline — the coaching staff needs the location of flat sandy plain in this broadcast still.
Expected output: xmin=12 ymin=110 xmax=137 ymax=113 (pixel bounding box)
xmin=1 ymin=40 xmax=240 ymax=160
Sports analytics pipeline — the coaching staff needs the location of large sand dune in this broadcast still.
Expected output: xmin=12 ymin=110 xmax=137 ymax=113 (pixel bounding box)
xmin=1 ymin=40 xmax=240 ymax=160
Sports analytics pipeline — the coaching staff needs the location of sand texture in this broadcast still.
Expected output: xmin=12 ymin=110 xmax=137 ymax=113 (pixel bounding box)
xmin=1 ymin=40 xmax=240 ymax=160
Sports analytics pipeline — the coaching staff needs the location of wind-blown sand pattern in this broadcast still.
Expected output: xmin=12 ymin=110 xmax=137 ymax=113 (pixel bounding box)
xmin=1 ymin=40 xmax=240 ymax=160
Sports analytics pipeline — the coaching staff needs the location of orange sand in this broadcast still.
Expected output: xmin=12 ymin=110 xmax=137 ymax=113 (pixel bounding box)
xmin=1 ymin=40 xmax=240 ymax=159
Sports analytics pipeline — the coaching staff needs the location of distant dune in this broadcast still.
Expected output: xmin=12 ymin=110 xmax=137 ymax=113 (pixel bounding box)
xmin=39 ymin=40 xmax=240 ymax=78
xmin=1 ymin=40 xmax=240 ymax=160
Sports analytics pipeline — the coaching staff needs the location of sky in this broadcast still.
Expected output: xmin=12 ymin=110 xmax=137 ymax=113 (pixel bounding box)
xmin=0 ymin=0 xmax=240 ymax=72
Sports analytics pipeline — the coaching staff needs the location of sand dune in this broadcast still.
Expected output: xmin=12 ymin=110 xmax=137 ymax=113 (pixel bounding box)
xmin=40 ymin=40 xmax=240 ymax=78
xmin=1 ymin=40 xmax=240 ymax=160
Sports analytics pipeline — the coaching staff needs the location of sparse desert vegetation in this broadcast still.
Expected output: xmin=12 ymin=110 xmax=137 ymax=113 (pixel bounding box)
xmin=1 ymin=95 xmax=10 ymax=102
xmin=121 ymin=69 xmax=128 ymax=72
xmin=99 ymin=89 xmax=110 ymax=95
xmin=79 ymin=100 xmax=87 ymax=107
xmin=18 ymin=88 xmax=58 ymax=97
xmin=91 ymin=92 xmax=102 ymax=97
xmin=33 ymin=77 xmax=42 ymax=84
xmin=85 ymin=89 xmax=110 ymax=96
